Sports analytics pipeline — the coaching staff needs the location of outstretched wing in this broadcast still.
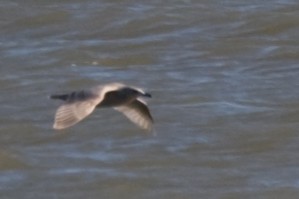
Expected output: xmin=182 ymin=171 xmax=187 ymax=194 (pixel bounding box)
xmin=115 ymin=99 xmax=153 ymax=131
xmin=53 ymin=90 xmax=102 ymax=130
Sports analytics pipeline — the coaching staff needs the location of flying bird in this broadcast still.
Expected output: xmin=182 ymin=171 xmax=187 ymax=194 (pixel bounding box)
xmin=50 ymin=82 xmax=153 ymax=131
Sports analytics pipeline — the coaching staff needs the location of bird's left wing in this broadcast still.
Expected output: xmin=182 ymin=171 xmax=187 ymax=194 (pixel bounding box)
xmin=53 ymin=89 xmax=103 ymax=130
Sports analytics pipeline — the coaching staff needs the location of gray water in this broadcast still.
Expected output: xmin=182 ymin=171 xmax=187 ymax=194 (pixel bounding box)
xmin=1 ymin=1 xmax=299 ymax=198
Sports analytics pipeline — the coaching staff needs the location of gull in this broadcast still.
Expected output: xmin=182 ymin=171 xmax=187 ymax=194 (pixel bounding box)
xmin=50 ymin=82 xmax=153 ymax=131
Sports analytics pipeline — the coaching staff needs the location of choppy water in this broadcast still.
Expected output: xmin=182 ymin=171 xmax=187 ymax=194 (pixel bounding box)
xmin=1 ymin=0 xmax=299 ymax=198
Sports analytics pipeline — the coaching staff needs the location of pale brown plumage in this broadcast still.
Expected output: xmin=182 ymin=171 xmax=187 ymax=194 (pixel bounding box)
xmin=50 ymin=83 xmax=153 ymax=131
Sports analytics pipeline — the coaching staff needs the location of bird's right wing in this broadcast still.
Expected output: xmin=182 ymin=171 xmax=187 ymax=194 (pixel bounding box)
xmin=115 ymin=99 xmax=153 ymax=131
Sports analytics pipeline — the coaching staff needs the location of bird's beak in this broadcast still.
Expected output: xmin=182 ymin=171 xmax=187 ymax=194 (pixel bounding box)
xmin=143 ymin=92 xmax=152 ymax=98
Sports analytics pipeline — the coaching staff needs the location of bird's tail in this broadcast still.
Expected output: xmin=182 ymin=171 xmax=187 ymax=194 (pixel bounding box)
xmin=49 ymin=94 xmax=69 ymax=101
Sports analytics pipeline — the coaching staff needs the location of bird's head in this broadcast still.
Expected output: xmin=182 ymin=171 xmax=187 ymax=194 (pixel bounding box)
xmin=121 ymin=87 xmax=152 ymax=99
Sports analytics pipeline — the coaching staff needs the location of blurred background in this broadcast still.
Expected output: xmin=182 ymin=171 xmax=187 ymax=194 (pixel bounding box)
xmin=1 ymin=0 xmax=299 ymax=198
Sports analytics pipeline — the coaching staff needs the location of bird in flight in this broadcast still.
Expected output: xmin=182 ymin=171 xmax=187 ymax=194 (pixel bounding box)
xmin=50 ymin=82 xmax=153 ymax=131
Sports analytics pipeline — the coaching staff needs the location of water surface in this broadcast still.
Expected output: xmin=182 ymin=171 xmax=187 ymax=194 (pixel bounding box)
xmin=1 ymin=0 xmax=299 ymax=198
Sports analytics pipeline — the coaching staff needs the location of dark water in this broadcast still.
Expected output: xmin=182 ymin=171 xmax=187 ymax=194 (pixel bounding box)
xmin=1 ymin=0 xmax=299 ymax=198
